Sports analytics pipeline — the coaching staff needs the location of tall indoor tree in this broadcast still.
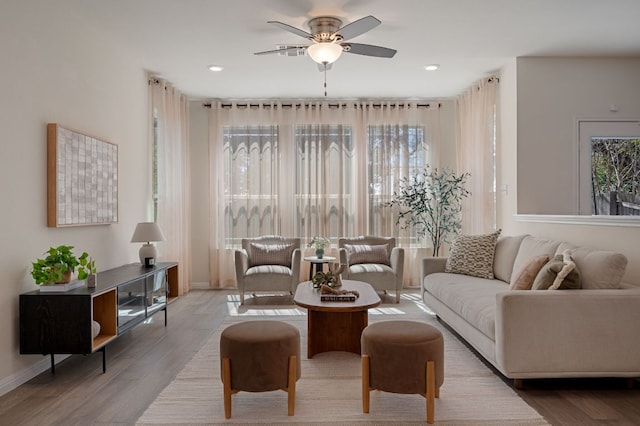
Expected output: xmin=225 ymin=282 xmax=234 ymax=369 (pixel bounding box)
xmin=387 ymin=166 xmax=470 ymax=256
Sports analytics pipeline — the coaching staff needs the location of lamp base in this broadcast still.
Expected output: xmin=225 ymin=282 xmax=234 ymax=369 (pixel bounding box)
xmin=139 ymin=243 xmax=158 ymax=266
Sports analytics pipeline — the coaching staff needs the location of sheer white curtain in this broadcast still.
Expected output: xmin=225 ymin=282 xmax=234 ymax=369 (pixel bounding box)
xmin=149 ymin=78 xmax=191 ymax=294
xmin=207 ymin=101 xmax=440 ymax=288
xmin=365 ymin=102 xmax=441 ymax=285
xmin=455 ymin=77 xmax=499 ymax=234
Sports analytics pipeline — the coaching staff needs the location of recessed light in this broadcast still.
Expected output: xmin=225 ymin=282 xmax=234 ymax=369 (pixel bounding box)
xmin=208 ymin=65 xmax=224 ymax=72
xmin=424 ymin=64 xmax=439 ymax=71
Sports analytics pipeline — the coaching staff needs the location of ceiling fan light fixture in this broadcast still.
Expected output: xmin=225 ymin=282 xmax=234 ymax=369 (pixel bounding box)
xmin=307 ymin=42 xmax=343 ymax=64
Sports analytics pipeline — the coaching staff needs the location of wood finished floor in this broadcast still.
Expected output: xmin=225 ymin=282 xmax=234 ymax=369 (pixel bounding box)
xmin=1 ymin=288 xmax=639 ymax=425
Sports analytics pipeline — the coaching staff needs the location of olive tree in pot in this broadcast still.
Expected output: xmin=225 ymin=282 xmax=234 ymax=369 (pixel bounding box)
xmin=31 ymin=245 xmax=96 ymax=285
xmin=386 ymin=166 xmax=470 ymax=256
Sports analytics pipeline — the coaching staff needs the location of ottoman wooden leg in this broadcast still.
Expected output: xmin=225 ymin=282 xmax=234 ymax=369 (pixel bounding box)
xmin=287 ymin=355 xmax=297 ymax=416
xmin=426 ymin=360 xmax=435 ymax=424
xmin=362 ymin=355 xmax=370 ymax=413
xmin=222 ymin=357 xmax=232 ymax=419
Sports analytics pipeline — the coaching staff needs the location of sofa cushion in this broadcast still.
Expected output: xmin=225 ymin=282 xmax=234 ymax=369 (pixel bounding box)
xmin=424 ymin=273 xmax=508 ymax=340
xmin=493 ymin=234 xmax=528 ymax=283
xmin=509 ymin=254 xmax=549 ymax=290
xmin=248 ymin=243 xmax=294 ymax=267
xmin=532 ymin=253 xmax=581 ymax=290
xmin=445 ymin=230 xmax=501 ymax=279
xmin=556 ymin=242 xmax=627 ymax=289
xmin=345 ymin=244 xmax=390 ymax=266
xmin=511 ymin=236 xmax=561 ymax=281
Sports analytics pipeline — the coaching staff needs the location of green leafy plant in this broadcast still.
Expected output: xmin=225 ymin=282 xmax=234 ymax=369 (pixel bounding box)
xmin=311 ymin=271 xmax=339 ymax=289
xmin=31 ymin=245 xmax=96 ymax=285
xmin=386 ymin=166 xmax=470 ymax=256
xmin=308 ymin=236 xmax=330 ymax=250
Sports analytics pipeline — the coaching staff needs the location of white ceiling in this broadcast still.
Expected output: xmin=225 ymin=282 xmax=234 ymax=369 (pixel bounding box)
xmin=62 ymin=0 xmax=640 ymax=100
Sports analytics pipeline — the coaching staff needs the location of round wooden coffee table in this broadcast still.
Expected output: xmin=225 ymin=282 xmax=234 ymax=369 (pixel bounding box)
xmin=293 ymin=280 xmax=381 ymax=358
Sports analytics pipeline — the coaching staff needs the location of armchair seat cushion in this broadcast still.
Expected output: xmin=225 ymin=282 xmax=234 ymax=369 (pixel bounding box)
xmin=349 ymin=263 xmax=394 ymax=275
xmin=246 ymin=265 xmax=293 ymax=276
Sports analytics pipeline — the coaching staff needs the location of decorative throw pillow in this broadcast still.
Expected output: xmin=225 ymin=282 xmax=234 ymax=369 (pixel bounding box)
xmin=509 ymin=255 xmax=549 ymax=290
xmin=344 ymin=244 xmax=390 ymax=266
xmin=248 ymin=243 xmax=294 ymax=267
xmin=444 ymin=229 xmax=502 ymax=279
xmin=532 ymin=250 xmax=581 ymax=290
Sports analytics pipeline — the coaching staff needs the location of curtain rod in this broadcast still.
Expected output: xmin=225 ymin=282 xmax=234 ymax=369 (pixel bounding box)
xmin=202 ymin=102 xmax=441 ymax=109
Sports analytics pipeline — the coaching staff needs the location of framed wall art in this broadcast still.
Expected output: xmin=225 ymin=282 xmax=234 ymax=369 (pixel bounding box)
xmin=47 ymin=123 xmax=118 ymax=227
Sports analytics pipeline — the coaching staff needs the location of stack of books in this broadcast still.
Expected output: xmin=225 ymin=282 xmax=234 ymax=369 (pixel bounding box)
xmin=320 ymin=294 xmax=357 ymax=302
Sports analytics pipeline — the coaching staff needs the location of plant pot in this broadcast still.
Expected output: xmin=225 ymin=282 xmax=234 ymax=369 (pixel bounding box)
xmin=315 ymin=248 xmax=324 ymax=259
xmin=56 ymin=270 xmax=72 ymax=284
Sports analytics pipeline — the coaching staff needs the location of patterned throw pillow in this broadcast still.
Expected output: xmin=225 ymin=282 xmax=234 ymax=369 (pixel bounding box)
xmin=444 ymin=230 xmax=502 ymax=279
xmin=345 ymin=244 xmax=390 ymax=266
xmin=248 ymin=243 xmax=294 ymax=267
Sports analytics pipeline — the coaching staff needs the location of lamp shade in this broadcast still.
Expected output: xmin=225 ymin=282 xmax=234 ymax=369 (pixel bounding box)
xmin=307 ymin=42 xmax=343 ymax=64
xmin=131 ymin=222 xmax=165 ymax=265
xmin=131 ymin=222 xmax=166 ymax=243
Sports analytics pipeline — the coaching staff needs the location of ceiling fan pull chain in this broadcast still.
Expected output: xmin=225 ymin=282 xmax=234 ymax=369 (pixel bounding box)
xmin=324 ymin=62 xmax=328 ymax=97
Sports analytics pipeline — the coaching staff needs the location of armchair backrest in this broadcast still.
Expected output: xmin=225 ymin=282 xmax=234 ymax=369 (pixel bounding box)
xmin=241 ymin=235 xmax=301 ymax=268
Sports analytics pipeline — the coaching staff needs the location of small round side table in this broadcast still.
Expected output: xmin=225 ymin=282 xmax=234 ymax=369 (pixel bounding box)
xmin=303 ymin=255 xmax=336 ymax=280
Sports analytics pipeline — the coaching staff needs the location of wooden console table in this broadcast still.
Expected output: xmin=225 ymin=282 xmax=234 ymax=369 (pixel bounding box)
xmin=19 ymin=262 xmax=179 ymax=374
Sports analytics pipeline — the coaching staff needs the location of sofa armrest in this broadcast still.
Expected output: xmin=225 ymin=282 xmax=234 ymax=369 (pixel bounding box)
xmin=421 ymin=257 xmax=447 ymax=280
xmin=495 ymin=289 xmax=640 ymax=378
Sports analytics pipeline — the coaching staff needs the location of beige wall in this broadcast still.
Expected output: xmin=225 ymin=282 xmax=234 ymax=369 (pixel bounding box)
xmin=516 ymin=57 xmax=640 ymax=215
xmin=0 ymin=2 xmax=149 ymax=393
xmin=188 ymin=100 xmax=458 ymax=286
xmin=497 ymin=57 xmax=640 ymax=284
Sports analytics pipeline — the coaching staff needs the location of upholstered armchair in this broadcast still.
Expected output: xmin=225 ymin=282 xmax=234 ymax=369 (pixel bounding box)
xmin=235 ymin=236 xmax=302 ymax=304
xmin=338 ymin=236 xmax=404 ymax=303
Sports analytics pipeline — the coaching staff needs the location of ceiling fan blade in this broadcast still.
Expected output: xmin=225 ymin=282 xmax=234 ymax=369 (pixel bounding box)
xmin=268 ymin=21 xmax=313 ymax=40
xmin=254 ymin=46 xmax=307 ymax=56
xmin=343 ymin=43 xmax=396 ymax=58
xmin=336 ymin=15 xmax=381 ymax=40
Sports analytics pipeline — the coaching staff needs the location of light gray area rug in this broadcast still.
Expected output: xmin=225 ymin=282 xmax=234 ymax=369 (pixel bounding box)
xmin=137 ymin=292 xmax=549 ymax=425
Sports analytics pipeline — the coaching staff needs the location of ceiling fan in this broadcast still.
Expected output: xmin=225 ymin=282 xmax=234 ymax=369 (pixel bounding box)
xmin=254 ymin=15 xmax=397 ymax=69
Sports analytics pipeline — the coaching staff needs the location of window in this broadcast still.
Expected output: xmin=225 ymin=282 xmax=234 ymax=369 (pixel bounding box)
xmin=216 ymin=103 xmax=440 ymax=251
xmin=368 ymin=124 xmax=427 ymax=245
xmin=152 ymin=113 xmax=159 ymax=222
xmin=223 ymin=125 xmax=279 ymax=246
xmin=578 ymin=120 xmax=640 ymax=215
xmin=295 ymin=125 xmax=354 ymax=241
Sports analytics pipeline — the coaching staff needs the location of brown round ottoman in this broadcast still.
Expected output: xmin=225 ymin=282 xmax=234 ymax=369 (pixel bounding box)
xmin=220 ymin=320 xmax=301 ymax=418
xmin=361 ymin=320 xmax=444 ymax=424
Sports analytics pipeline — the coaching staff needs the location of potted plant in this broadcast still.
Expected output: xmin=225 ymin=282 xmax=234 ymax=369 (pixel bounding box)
xmin=308 ymin=236 xmax=330 ymax=259
xmin=386 ymin=166 xmax=470 ymax=256
xmin=31 ymin=245 xmax=96 ymax=285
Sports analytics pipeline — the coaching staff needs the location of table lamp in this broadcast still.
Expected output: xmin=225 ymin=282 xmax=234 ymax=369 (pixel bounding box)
xmin=131 ymin=222 xmax=166 ymax=266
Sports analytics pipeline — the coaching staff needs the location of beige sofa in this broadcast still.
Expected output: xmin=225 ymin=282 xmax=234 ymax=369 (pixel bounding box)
xmin=422 ymin=234 xmax=640 ymax=386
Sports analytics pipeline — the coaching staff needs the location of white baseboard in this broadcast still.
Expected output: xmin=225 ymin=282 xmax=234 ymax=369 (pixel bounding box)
xmin=0 ymin=354 xmax=69 ymax=397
